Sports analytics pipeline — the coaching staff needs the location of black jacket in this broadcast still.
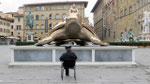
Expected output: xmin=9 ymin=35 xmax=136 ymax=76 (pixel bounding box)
xmin=60 ymin=51 xmax=77 ymax=61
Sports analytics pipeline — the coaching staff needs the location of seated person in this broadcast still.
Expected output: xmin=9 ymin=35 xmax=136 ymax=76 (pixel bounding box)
xmin=67 ymin=4 xmax=79 ymax=19
xmin=60 ymin=45 xmax=77 ymax=76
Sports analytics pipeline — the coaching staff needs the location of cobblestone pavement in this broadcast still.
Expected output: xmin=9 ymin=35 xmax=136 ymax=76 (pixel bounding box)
xmin=0 ymin=45 xmax=150 ymax=84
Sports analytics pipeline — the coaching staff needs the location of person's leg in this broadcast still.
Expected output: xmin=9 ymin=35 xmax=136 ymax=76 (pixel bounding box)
xmin=65 ymin=68 xmax=69 ymax=76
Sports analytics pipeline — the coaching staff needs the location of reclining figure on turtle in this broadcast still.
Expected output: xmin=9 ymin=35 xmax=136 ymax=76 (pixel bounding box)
xmin=35 ymin=4 xmax=108 ymax=46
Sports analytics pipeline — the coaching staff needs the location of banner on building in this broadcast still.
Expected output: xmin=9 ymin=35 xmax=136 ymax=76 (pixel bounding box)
xmin=45 ymin=18 xmax=48 ymax=33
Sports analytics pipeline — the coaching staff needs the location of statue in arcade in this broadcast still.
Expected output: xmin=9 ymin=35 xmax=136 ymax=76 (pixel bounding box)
xmin=35 ymin=4 xmax=108 ymax=46
xmin=128 ymin=29 xmax=135 ymax=42
xmin=121 ymin=32 xmax=125 ymax=42
xmin=26 ymin=12 xmax=34 ymax=32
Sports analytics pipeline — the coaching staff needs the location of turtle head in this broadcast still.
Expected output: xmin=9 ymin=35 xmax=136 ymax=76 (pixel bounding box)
xmin=66 ymin=19 xmax=81 ymax=36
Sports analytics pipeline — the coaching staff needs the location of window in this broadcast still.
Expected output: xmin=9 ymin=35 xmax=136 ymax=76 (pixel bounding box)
xmin=50 ymin=6 xmax=53 ymax=10
xmin=18 ymin=32 xmax=20 ymax=35
xmin=108 ymin=29 xmax=110 ymax=37
xmin=41 ymin=6 xmax=45 ymax=11
xmin=125 ymin=8 xmax=127 ymax=15
xmin=62 ymin=14 xmax=67 ymax=20
xmin=120 ymin=10 xmax=123 ymax=17
xmin=41 ymin=24 xmax=44 ymax=29
xmin=26 ymin=7 xmax=30 ymax=11
xmin=49 ymin=14 xmax=53 ymax=19
xmin=129 ymin=6 xmax=133 ymax=13
xmin=103 ymin=14 xmax=106 ymax=26
xmin=36 ymin=6 xmax=40 ymax=11
xmin=11 ymin=32 xmax=13 ymax=36
xmin=11 ymin=25 xmax=13 ymax=29
xmin=41 ymin=15 xmax=44 ymax=20
xmin=18 ymin=18 xmax=20 ymax=22
xmin=0 ymin=28 xmax=2 ymax=32
xmin=36 ymin=24 xmax=39 ymax=29
xmin=56 ymin=14 xmax=59 ymax=20
xmin=16 ymin=25 xmax=21 ymax=30
xmin=49 ymin=24 xmax=53 ymax=29
xmin=36 ymin=15 xmax=39 ymax=20
xmin=64 ymin=5 xmax=66 ymax=9
xmin=56 ymin=5 xmax=59 ymax=9
xmin=113 ymin=12 xmax=117 ymax=21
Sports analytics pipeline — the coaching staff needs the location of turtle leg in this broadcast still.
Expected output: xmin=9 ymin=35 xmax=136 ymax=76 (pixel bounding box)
xmin=35 ymin=36 xmax=54 ymax=46
xmin=90 ymin=36 xmax=108 ymax=46
xmin=80 ymin=28 xmax=108 ymax=46
xmin=35 ymin=29 xmax=66 ymax=46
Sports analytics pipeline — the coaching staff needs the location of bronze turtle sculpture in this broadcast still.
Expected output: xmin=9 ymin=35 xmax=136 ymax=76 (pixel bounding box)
xmin=35 ymin=5 xmax=108 ymax=46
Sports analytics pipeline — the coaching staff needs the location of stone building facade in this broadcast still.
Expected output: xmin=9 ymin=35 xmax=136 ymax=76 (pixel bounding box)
xmin=13 ymin=14 xmax=24 ymax=41
xmin=92 ymin=0 xmax=150 ymax=42
xmin=0 ymin=17 xmax=13 ymax=44
xmin=0 ymin=7 xmax=26 ymax=43
xmin=23 ymin=1 xmax=88 ymax=41
xmin=6 ymin=7 xmax=24 ymax=42
xmin=91 ymin=0 xmax=105 ymax=41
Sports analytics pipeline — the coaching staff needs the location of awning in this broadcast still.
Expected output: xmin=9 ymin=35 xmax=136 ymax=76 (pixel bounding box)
xmin=7 ymin=36 xmax=20 ymax=40
xmin=0 ymin=34 xmax=7 ymax=37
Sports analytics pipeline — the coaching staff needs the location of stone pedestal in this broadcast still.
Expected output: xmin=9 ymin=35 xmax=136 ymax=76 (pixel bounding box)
xmin=26 ymin=32 xmax=35 ymax=42
xmin=9 ymin=46 xmax=137 ymax=66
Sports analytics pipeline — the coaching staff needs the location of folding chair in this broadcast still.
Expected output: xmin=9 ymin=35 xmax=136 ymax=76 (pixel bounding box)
xmin=61 ymin=60 xmax=76 ymax=80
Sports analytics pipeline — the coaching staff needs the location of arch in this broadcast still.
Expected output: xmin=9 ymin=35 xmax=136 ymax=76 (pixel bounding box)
xmin=56 ymin=14 xmax=60 ymax=20
xmin=62 ymin=13 xmax=67 ymax=20
xmin=49 ymin=23 xmax=53 ymax=29
xmin=36 ymin=24 xmax=39 ymax=29
xmin=36 ymin=15 xmax=39 ymax=20
xmin=41 ymin=15 xmax=44 ymax=20
xmin=49 ymin=14 xmax=53 ymax=19
xmin=41 ymin=24 xmax=44 ymax=29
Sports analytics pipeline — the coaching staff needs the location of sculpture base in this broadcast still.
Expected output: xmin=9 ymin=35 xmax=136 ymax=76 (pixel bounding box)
xmin=26 ymin=32 xmax=35 ymax=42
xmin=9 ymin=46 xmax=137 ymax=66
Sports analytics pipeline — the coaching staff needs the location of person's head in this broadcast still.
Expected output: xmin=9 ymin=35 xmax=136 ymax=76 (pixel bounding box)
xmin=65 ymin=45 xmax=72 ymax=51
xmin=130 ymin=29 xmax=132 ymax=31
xmin=73 ymin=4 xmax=76 ymax=8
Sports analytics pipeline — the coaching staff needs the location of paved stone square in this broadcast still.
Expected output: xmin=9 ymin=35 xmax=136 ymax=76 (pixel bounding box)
xmin=0 ymin=46 xmax=150 ymax=84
